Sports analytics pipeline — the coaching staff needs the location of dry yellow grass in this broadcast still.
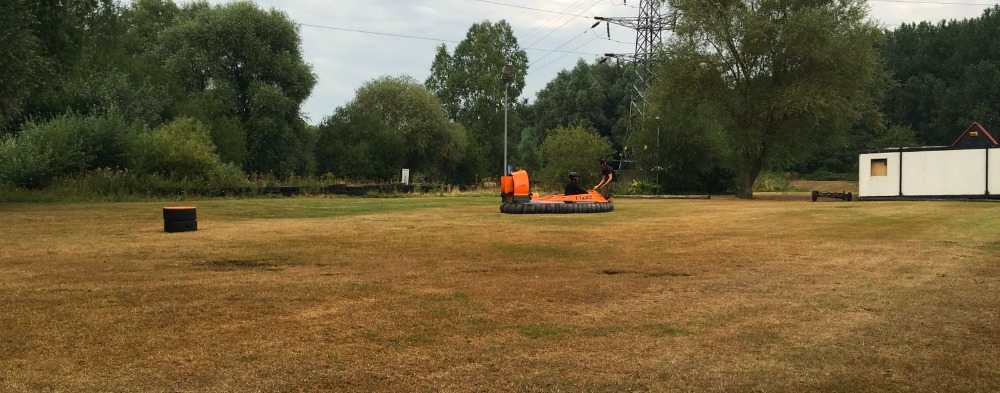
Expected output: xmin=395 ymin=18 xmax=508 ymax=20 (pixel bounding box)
xmin=1 ymin=195 xmax=998 ymax=392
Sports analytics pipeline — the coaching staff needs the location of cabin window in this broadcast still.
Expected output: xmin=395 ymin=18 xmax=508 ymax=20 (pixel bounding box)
xmin=871 ymin=159 xmax=888 ymax=177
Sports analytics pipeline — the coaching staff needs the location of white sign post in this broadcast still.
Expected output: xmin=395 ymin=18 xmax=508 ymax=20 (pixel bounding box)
xmin=401 ymin=169 xmax=410 ymax=185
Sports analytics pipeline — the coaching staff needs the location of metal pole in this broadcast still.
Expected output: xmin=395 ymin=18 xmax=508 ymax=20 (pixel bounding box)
xmin=655 ymin=116 xmax=661 ymax=185
xmin=500 ymin=64 xmax=514 ymax=177
xmin=656 ymin=117 xmax=660 ymax=158
xmin=504 ymin=84 xmax=508 ymax=176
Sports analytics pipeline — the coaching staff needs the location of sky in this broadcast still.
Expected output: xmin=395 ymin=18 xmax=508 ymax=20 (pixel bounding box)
xmin=175 ymin=0 xmax=997 ymax=124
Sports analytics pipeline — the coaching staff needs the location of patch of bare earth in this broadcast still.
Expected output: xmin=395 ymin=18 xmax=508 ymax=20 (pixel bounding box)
xmin=0 ymin=197 xmax=998 ymax=391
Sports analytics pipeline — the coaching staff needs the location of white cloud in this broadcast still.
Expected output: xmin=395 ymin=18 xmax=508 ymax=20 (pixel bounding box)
xmin=171 ymin=0 xmax=995 ymax=123
xmin=872 ymin=2 xmax=988 ymax=27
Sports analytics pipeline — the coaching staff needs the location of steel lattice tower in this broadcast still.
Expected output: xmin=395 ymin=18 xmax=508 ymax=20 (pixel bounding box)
xmin=595 ymin=0 xmax=672 ymax=168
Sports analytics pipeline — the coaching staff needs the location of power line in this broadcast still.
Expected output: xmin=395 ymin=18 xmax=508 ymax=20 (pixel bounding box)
xmin=591 ymin=24 xmax=632 ymax=45
xmin=525 ymin=0 xmax=605 ymax=49
xmin=521 ymin=0 xmax=589 ymax=44
xmin=528 ymin=28 xmax=592 ymax=69
xmin=465 ymin=0 xmax=592 ymax=17
xmin=298 ymin=23 xmax=599 ymax=56
xmin=294 ymin=1 xmax=998 ymax=46
xmin=299 ymin=23 xmax=462 ymax=44
xmin=531 ymin=35 xmax=603 ymax=74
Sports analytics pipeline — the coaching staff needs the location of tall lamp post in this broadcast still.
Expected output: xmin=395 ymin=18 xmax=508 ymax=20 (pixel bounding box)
xmin=501 ymin=64 xmax=514 ymax=176
xmin=654 ymin=115 xmax=661 ymax=186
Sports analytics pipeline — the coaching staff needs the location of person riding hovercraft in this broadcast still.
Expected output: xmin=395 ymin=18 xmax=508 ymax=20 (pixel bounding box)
xmin=564 ymin=172 xmax=588 ymax=196
xmin=499 ymin=170 xmax=613 ymax=214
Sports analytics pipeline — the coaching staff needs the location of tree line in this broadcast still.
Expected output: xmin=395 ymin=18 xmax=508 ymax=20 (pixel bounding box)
xmin=1 ymin=0 xmax=315 ymax=189
xmin=2 ymin=0 xmax=1000 ymax=197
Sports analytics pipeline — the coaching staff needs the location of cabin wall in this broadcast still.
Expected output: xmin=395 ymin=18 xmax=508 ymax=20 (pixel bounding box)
xmin=902 ymin=150 xmax=986 ymax=196
xmin=990 ymin=149 xmax=1000 ymax=195
xmin=860 ymin=148 xmax=1000 ymax=198
xmin=859 ymin=153 xmax=900 ymax=197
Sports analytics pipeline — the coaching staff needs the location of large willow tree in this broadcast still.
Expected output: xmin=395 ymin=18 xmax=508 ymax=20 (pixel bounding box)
xmin=160 ymin=1 xmax=317 ymax=176
xmin=660 ymin=0 xmax=888 ymax=198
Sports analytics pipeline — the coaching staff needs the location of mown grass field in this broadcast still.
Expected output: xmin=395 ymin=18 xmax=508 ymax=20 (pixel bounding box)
xmin=1 ymin=195 xmax=998 ymax=392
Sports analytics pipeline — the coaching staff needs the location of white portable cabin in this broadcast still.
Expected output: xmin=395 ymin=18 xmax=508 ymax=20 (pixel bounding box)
xmin=859 ymin=122 xmax=1000 ymax=200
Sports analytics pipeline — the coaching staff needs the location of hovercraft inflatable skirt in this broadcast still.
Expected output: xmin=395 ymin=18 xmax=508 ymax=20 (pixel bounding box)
xmin=500 ymin=202 xmax=614 ymax=214
xmin=499 ymin=170 xmax=614 ymax=214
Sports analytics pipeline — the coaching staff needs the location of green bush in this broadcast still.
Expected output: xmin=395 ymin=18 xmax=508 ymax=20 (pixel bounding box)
xmin=207 ymin=162 xmax=252 ymax=187
xmin=0 ymin=113 xmax=130 ymax=189
xmin=800 ymin=170 xmax=857 ymax=181
xmin=127 ymin=117 xmax=228 ymax=179
xmin=538 ymin=124 xmax=614 ymax=188
xmin=75 ymin=115 xmax=130 ymax=170
xmin=753 ymin=172 xmax=793 ymax=192
xmin=0 ymin=136 xmax=57 ymax=188
xmin=619 ymin=179 xmax=663 ymax=195
xmin=0 ymin=121 xmax=84 ymax=188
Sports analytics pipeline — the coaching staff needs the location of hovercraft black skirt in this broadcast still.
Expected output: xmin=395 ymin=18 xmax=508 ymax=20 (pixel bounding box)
xmin=500 ymin=202 xmax=614 ymax=214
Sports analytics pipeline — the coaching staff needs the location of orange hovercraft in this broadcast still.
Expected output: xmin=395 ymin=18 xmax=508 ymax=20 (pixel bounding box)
xmin=499 ymin=170 xmax=614 ymax=214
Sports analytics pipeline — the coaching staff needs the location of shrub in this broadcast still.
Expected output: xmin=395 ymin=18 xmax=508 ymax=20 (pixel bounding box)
xmin=538 ymin=124 xmax=614 ymax=187
xmin=753 ymin=172 xmax=793 ymax=192
xmin=0 ymin=113 xmax=131 ymax=188
xmin=620 ymin=179 xmax=662 ymax=195
xmin=74 ymin=115 xmax=130 ymax=170
xmin=127 ymin=117 xmax=227 ymax=179
xmin=800 ymin=170 xmax=857 ymax=181
xmin=0 ymin=121 xmax=83 ymax=188
xmin=207 ymin=162 xmax=252 ymax=188
xmin=0 ymin=136 xmax=58 ymax=188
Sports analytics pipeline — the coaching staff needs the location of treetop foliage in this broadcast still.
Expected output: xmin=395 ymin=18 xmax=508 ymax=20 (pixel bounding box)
xmin=316 ymin=76 xmax=468 ymax=182
xmin=532 ymin=60 xmax=630 ymax=147
xmin=426 ymin=20 xmax=529 ymax=181
xmin=661 ymin=0 xmax=888 ymax=197
xmin=538 ymin=125 xmax=614 ymax=187
xmin=881 ymin=5 xmax=1000 ymax=146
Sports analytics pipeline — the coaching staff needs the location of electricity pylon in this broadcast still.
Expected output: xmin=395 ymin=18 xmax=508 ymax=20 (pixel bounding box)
xmin=595 ymin=0 xmax=672 ymax=169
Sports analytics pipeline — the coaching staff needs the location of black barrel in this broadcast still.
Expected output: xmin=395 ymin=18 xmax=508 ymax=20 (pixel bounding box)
xmin=163 ymin=207 xmax=198 ymax=233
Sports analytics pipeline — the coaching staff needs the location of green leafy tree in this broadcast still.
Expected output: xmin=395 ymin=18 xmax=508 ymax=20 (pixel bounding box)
xmin=531 ymin=59 xmax=630 ymax=145
xmin=159 ymin=1 xmax=316 ymax=176
xmin=425 ymin=20 xmax=528 ymax=181
xmin=173 ymin=91 xmax=245 ymax=165
xmin=633 ymin=96 xmax=736 ymax=193
xmin=881 ymin=7 xmax=1000 ymax=145
xmin=62 ymin=71 xmax=170 ymax=128
xmin=1 ymin=0 xmax=123 ymax=132
xmin=538 ymin=125 xmax=614 ymax=187
xmin=513 ymin=126 xmax=543 ymax=172
xmin=0 ymin=0 xmax=48 ymax=133
xmin=244 ymin=82 xmax=316 ymax=176
xmin=316 ymin=76 xmax=468 ymax=182
xmin=0 ymin=114 xmax=129 ymax=188
xmin=662 ymin=0 xmax=889 ymax=198
xmin=315 ymin=107 xmax=399 ymax=181
xmin=868 ymin=124 xmax=919 ymax=150
xmin=28 ymin=0 xmax=119 ymax=67
xmin=21 ymin=0 xmax=177 ymax=131
xmin=0 ymin=123 xmax=85 ymax=189
xmin=127 ymin=117 xmax=226 ymax=179
xmin=125 ymin=0 xmax=181 ymax=54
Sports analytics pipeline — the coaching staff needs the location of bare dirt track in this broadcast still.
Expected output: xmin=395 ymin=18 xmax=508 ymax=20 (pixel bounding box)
xmin=1 ymin=196 xmax=998 ymax=392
